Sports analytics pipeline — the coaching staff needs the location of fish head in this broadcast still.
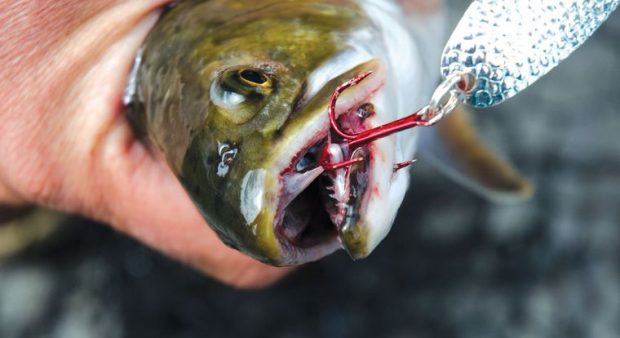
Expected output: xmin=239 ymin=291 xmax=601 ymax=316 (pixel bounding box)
xmin=136 ymin=0 xmax=404 ymax=265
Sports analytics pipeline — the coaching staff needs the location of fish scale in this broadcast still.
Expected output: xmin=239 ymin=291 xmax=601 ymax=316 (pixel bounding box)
xmin=441 ymin=0 xmax=620 ymax=108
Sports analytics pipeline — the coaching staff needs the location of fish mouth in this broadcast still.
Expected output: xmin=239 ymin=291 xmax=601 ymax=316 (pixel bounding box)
xmin=273 ymin=61 xmax=385 ymax=264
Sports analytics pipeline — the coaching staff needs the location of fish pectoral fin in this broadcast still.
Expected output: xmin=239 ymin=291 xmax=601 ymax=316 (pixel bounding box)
xmin=418 ymin=105 xmax=534 ymax=204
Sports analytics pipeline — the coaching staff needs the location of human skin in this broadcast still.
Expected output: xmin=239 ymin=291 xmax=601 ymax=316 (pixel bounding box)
xmin=0 ymin=0 xmax=438 ymax=288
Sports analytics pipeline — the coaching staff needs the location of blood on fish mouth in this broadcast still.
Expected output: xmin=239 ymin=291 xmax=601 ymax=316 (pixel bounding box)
xmin=275 ymin=104 xmax=373 ymax=250
xmin=271 ymin=69 xmax=385 ymax=255
xmin=321 ymin=71 xmax=431 ymax=172
xmin=274 ymin=68 xmax=432 ymax=256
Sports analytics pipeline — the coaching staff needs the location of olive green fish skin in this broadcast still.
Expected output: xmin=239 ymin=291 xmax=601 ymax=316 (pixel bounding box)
xmin=130 ymin=0 xmax=372 ymax=264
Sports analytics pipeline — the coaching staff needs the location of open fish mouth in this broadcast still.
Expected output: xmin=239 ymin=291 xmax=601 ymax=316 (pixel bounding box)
xmin=276 ymin=140 xmax=342 ymax=252
xmin=273 ymin=62 xmax=385 ymax=262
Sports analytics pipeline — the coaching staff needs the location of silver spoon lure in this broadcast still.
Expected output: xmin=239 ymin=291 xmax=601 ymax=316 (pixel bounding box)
xmin=440 ymin=0 xmax=619 ymax=109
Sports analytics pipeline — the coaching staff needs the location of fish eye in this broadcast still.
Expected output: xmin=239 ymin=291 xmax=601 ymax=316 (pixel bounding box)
xmin=215 ymin=67 xmax=274 ymax=98
xmin=210 ymin=66 xmax=274 ymax=124
xmin=220 ymin=67 xmax=273 ymax=97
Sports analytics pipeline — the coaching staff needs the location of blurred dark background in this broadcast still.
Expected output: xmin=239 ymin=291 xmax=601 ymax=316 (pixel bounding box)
xmin=1 ymin=2 xmax=620 ymax=338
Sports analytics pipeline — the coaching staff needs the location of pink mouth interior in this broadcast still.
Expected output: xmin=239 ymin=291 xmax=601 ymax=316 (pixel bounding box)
xmin=275 ymin=105 xmax=373 ymax=251
xmin=280 ymin=159 xmax=338 ymax=247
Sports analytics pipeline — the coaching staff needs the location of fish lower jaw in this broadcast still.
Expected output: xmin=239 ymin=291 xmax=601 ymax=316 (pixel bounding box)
xmin=275 ymin=160 xmax=372 ymax=264
xmin=275 ymin=168 xmax=341 ymax=262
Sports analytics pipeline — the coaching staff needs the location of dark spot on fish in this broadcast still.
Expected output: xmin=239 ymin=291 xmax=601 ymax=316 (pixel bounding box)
xmin=295 ymin=140 xmax=324 ymax=173
xmin=272 ymin=128 xmax=285 ymax=140
xmin=163 ymin=1 xmax=180 ymax=11
xmin=223 ymin=153 xmax=235 ymax=165
xmin=356 ymin=102 xmax=375 ymax=120
xmin=205 ymin=154 xmax=216 ymax=165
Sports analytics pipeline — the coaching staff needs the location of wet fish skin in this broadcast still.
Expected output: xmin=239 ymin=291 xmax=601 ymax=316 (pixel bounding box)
xmin=129 ymin=0 xmax=377 ymax=263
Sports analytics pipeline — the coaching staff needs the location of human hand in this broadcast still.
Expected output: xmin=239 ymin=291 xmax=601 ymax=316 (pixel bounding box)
xmin=0 ymin=0 xmax=291 ymax=288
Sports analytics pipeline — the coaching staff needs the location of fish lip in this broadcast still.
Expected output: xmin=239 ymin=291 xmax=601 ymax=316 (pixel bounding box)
xmin=273 ymin=62 xmax=386 ymax=264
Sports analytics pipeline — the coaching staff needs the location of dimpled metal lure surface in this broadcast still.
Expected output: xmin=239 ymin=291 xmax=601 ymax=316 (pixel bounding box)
xmin=441 ymin=0 xmax=620 ymax=108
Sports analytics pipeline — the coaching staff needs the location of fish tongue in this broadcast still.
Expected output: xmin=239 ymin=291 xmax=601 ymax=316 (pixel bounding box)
xmin=282 ymin=167 xmax=323 ymax=207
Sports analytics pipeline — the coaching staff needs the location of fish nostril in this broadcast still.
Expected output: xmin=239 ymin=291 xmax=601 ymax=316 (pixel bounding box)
xmin=217 ymin=142 xmax=238 ymax=177
xmin=223 ymin=153 xmax=235 ymax=165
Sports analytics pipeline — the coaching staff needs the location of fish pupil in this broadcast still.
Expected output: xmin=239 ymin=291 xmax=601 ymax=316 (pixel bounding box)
xmin=239 ymin=69 xmax=267 ymax=85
